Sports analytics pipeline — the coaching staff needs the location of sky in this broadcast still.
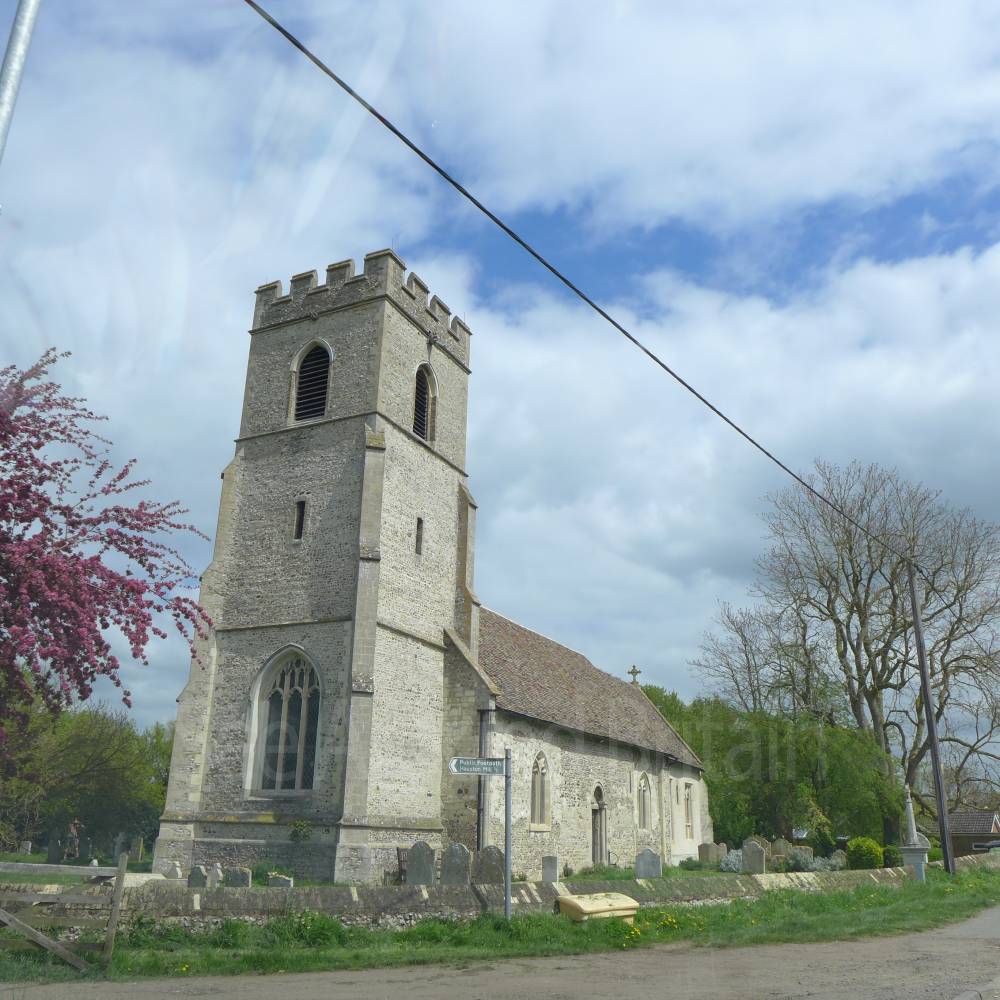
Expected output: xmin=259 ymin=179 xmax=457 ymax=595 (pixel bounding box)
xmin=3 ymin=1 xmax=1000 ymax=727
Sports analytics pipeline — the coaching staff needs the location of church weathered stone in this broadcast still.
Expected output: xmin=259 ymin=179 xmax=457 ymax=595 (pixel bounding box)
xmin=474 ymin=846 xmax=505 ymax=884
xmin=541 ymin=855 xmax=559 ymax=882
xmin=742 ymin=841 xmax=766 ymax=874
xmin=635 ymin=848 xmax=662 ymax=878
xmin=152 ymin=250 xmax=714 ymax=885
xmin=440 ymin=843 xmax=472 ymax=885
xmin=406 ymin=842 xmax=435 ymax=886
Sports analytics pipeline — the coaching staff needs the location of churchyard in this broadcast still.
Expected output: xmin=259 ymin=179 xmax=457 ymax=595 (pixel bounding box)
xmin=2 ymin=845 xmax=999 ymax=985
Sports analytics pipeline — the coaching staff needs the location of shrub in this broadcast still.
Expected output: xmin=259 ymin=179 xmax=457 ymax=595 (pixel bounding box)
xmin=720 ymin=849 xmax=742 ymax=873
xmin=289 ymin=820 xmax=312 ymax=844
xmin=846 ymin=837 xmax=883 ymax=870
xmin=679 ymin=858 xmax=708 ymax=871
xmin=810 ymin=855 xmax=845 ymax=872
xmin=562 ymin=863 xmax=574 ymax=878
xmin=808 ymin=821 xmax=836 ymax=858
xmin=928 ymin=847 xmax=943 ymax=862
xmin=252 ymin=862 xmax=292 ymax=884
xmin=882 ymin=845 xmax=902 ymax=867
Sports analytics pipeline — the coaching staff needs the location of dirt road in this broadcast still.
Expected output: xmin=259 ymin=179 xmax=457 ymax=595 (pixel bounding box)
xmin=4 ymin=906 xmax=1000 ymax=1000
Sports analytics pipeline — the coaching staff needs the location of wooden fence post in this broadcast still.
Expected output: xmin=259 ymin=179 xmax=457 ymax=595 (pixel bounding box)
xmin=102 ymin=851 xmax=129 ymax=963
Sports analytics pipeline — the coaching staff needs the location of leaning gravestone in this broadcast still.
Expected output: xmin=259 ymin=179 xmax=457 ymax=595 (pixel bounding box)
xmin=742 ymin=840 xmax=766 ymax=874
xmin=225 ymin=867 xmax=252 ymax=888
xmin=46 ymin=834 xmax=61 ymax=864
xmin=473 ymin=845 xmax=505 ymax=884
xmin=440 ymin=843 xmax=472 ymax=885
xmin=541 ymin=855 xmax=559 ymax=882
xmin=635 ymin=848 xmax=662 ymax=878
xmin=187 ymin=865 xmax=208 ymax=888
xmin=771 ymin=837 xmax=790 ymax=859
xmin=405 ymin=841 xmax=436 ymax=885
xmin=164 ymin=862 xmax=183 ymax=879
xmin=18 ymin=840 xmax=31 ymax=855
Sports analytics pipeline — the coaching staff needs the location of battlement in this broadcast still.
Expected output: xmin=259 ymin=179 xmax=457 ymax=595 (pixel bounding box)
xmin=252 ymin=250 xmax=472 ymax=367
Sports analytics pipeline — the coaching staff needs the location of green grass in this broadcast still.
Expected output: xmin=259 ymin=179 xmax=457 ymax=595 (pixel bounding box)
xmin=2 ymin=866 xmax=998 ymax=984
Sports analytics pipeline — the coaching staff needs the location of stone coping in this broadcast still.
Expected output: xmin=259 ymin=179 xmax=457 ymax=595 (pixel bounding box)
xmin=124 ymin=866 xmax=921 ymax=922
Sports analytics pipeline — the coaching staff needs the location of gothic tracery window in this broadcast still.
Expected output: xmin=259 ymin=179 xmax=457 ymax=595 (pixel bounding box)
xmin=530 ymin=753 xmax=549 ymax=826
xmin=294 ymin=345 xmax=330 ymax=421
xmin=259 ymin=657 xmax=320 ymax=791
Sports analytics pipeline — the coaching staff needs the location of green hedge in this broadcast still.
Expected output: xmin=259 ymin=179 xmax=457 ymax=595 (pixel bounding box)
xmin=847 ymin=836 xmax=883 ymax=870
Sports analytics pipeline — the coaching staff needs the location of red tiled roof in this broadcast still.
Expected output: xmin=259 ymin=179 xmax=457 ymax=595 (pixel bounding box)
xmin=478 ymin=608 xmax=701 ymax=769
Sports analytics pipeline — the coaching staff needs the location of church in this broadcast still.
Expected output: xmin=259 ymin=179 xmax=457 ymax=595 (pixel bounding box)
xmin=153 ymin=250 xmax=712 ymax=884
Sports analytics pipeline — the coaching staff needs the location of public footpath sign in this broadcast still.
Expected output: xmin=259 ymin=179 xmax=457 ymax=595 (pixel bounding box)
xmin=447 ymin=752 xmax=513 ymax=919
xmin=448 ymin=757 xmax=505 ymax=775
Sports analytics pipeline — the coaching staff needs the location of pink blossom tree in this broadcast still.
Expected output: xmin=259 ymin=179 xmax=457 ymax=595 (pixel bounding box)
xmin=0 ymin=350 xmax=210 ymax=743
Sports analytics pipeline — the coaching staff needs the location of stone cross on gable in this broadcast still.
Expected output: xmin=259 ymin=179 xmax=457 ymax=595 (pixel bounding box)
xmin=628 ymin=665 xmax=641 ymax=686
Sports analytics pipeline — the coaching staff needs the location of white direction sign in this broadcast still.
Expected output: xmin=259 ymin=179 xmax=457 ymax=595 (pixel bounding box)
xmin=448 ymin=756 xmax=505 ymax=776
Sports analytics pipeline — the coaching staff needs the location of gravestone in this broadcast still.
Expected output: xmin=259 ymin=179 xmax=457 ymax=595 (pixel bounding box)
xmin=88 ymin=858 xmax=98 ymax=867
xmin=440 ymin=843 xmax=472 ymax=885
xmin=742 ymin=840 xmax=766 ymax=874
xmin=46 ymin=834 xmax=61 ymax=865
xmin=794 ymin=845 xmax=813 ymax=860
xmin=268 ymin=874 xmax=294 ymax=888
xmin=208 ymin=862 xmax=224 ymax=888
xmin=473 ymin=845 xmax=505 ymax=884
xmin=130 ymin=836 xmax=144 ymax=862
xmin=18 ymin=841 xmax=31 ymax=855
xmin=713 ymin=843 xmax=727 ymax=864
xmin=405 ymin=841 xmax=435 ymax=885
xmin=635 ymin=848 xmax=662 ymax=878
xmin=225 ymin=867 xmax=253 ymax=888
xmin=830 ymin=849 xmax=847 ymax=868
xmin=112 ymin=833 xmax=127 ymax=860
xmin=187 ymin=865 xmax=208 ymax=888
xmin=164 ymin=862 xmax=183 ymax=879
xmin=718 ymin=841 xmax=729 ymax=855
xmin=698 ymin=842 xmax=715 ymax=863
xmin=541 ymin=855 xmax=559 ymax=883
xmin=771 ymin=837 xmax=790 ymax=858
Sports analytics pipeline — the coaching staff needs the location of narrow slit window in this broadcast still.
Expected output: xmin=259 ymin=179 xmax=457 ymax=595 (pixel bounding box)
xmin=293 ymin=500 xmax=306 ymax=540
xmin=294 ymin=345 xmax=330 ymax=421
xmin=415 ymin=516 xmax=424 ymax=554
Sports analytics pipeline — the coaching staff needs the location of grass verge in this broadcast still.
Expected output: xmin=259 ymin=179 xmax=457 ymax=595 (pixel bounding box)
xmin=1 ymin=866 xmax=998 ymax=984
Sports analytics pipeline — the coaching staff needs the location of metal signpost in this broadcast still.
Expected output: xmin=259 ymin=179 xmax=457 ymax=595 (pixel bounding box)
xmin=449 ymin=750 xmax=513 ymax=919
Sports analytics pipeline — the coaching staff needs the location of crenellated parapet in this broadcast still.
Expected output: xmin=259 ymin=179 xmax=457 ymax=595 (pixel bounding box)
xmin=252 ymin=249 xmax=472 ymax=368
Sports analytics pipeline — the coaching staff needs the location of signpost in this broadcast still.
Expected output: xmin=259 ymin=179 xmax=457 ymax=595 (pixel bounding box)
xmin=449 ymin=751 xmax=513 ymax=919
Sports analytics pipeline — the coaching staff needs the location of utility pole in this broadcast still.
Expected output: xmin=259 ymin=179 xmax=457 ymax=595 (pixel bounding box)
xmin=0 ymin=0 xmax=41 ymax=169
xmin=906 ymin=560 xmax=956 ymax=875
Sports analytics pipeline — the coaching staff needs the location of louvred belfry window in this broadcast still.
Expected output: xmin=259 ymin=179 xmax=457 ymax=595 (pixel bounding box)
xmin=413 ymin=366 xmax=431 ymax=440
xmin=294 ymin=346 xmax=330 ymax=421
xmin=260 ymin=658 xmax=320 ymax=791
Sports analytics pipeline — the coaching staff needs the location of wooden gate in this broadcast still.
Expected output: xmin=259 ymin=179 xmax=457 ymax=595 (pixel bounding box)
xmin=0 ymin=852 xmax=129 ymax=971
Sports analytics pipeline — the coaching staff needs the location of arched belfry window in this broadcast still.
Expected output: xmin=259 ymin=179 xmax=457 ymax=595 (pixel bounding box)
xmin=637 ymin=773 xmax=652 ymax=830
xmin=294 ymin=345 xmax=330 ymax=421
xmin=259 ymin=656 xmax=320 ymax=791
xmin=413 ymin=364 xmax=436 ymax=441
xmin=530 ymin=753 xmax=550 ymax=827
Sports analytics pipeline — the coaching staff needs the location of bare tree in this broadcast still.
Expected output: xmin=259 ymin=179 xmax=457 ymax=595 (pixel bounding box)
xmin=694 ymin=460 xmax=1000 ymax=816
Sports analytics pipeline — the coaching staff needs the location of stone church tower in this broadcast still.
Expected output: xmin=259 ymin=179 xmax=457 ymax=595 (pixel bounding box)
xmin=154 ymin=250 xmax=480 ymax=883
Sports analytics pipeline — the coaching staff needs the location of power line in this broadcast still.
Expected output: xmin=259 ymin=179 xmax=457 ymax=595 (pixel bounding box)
xmin=241 ymin=2 xmax=998 ymax=669
xmin=240 ymin=0 xmax=913 ymax=569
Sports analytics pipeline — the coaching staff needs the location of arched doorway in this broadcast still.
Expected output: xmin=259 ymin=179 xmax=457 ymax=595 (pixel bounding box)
xmin=591 ymin=786 xmax=607 ymax=865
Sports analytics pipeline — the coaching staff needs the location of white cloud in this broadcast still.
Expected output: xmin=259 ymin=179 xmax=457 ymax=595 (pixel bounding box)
xmin=3 ymin=2 xmax=1000 ymax=724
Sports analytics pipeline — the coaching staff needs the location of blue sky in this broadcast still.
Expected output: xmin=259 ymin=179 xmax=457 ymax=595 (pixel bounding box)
xmin=3 ymin=1 xmax=1000 ymax=726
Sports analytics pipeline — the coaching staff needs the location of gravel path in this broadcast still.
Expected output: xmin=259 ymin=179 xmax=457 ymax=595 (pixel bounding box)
xmin=4 ymin=905 xmax=1000 ymax=1000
